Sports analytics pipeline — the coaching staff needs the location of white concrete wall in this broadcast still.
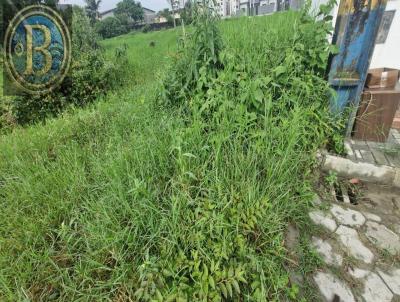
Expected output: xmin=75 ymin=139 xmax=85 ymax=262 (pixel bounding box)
xmin=370 ymin=0 xmax=400 ymax=69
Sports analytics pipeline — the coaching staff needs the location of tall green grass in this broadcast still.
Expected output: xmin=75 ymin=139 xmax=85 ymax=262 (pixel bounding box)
xmin=101 ymin=29 xmax=179 ymax=84
xmin=0 ymin=9 xmax=333 ymax=301
xmin=151 ymin=6 xmax=334 ymax=300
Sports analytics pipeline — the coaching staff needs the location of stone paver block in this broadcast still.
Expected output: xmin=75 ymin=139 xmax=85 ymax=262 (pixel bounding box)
xmin=378 ymin=269 xmax=400 ymax=295
xmin=370 ymin=148 xmax=389 ymax=166
xmin=365 ymin=221 xmax=400 ymax=255
xmin=348 ymin=267 xmax=370 ymax=279
xmin=351 ymin=140 xmax=370 ymax=150
xmin=394 ymin=224 xmax=400 ymax=235
xmin=348 ymin=268 xmax=393 ymax=302
xmin=366 ymin=141 xmax=386 ymax=149
xmin=313 ymin=271 xmax=355 ymax=302
xmin=309 ymin=210 xmax=337 ymax=232
xmin=362 ymin=272 xmax=393 ymax=302
xmin=360 ymin=150 xmax=376 ymax=164
xmin=355 ymin=149 xmax=362 ymax=160
xmin=362 ymin=211 xmax=382 ymax=222
xmin=330 ymin=205 xmax=366 ymax=227
xmin=312 ymin=237 xmax=343 ymax=267
xmin=335 ymin=225 xmax=374 ymax=264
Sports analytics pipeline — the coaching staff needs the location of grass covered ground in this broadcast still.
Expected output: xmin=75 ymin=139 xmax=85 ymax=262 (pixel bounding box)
xmin=1 ymin=11 xmax=333 ymax=301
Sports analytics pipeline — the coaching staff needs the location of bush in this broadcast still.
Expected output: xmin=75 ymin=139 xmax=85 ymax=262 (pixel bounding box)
xmin=0 ymin=47 xmax=16 ymax=131
xmin=141 ymin=24 xmax=151 ymax=33
xmin=161 ymin=1 xmax=223 ymax=107
xmin=95 ymin=17 xmax=127 ymax=39
xmin=0 ymin=97 xmax=15 ymax=131
xmin=72 ymin=6 xmax=100 ymax=53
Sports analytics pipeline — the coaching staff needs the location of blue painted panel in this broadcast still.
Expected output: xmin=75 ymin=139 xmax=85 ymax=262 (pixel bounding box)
xmin=328 ymin=0 xmax=387 ymax=117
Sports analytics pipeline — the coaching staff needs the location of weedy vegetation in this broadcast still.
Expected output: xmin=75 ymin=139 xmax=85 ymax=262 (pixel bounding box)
xmin=1 ymin=0 xmax=339 ymax=301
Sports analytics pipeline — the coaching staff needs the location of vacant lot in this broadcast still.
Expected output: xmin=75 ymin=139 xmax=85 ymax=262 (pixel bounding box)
xmin=1 ymin=11 xmax=333 ymax=301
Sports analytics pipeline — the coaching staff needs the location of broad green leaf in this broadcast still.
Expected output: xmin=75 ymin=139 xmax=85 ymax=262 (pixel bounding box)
xmin=254 ymin=89 xmax=263 ymax=102
xmin=274 ymin=66 xmax=286 ymax=77
xmin=209 ymin=276 xmax=215 ymax=289
xmin=219 ymin=283 xmax=228 ymax=298
xmin=232 ymin=279 xmax=240 ymax=294
xmin=226 ymin=282 xmax=233 ymax=297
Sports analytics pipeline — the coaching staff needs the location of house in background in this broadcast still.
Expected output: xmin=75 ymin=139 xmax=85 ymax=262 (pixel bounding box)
xmin=172 ymin=0 xmax=300 ymax=18
xmin=258 ymin=0 xmax=277 ymax=14
xmin=99 ymin=7 xmax=157 ymax=24
xmin=154 ymin=15 xmax=168 ymax=23
xmin=215 ymin=0 xmax=301 ymax=17
xmin=216 ymin=0 xmax=240 ymax=17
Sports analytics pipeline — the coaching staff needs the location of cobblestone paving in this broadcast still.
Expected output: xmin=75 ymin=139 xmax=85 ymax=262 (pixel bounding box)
xmin=309 ymin=184 xmax=400 ymax=302
xmin=345 ymin=129 xmax=400 ymax=167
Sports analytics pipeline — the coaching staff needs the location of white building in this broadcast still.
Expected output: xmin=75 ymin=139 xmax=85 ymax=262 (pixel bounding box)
xmin=215 ymin=0 xmax=240 ymax=17
xmin=238 ymin=0 xmax=301 ymax=16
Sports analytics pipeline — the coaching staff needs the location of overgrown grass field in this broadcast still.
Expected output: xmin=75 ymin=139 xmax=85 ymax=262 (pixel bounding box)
xmin=1 ymin=10 xmax=333 ymax=301
xmin=101 ymin=29 xmax=179 ymax=84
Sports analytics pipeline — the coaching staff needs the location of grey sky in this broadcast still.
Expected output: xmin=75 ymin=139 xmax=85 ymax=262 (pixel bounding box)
xmin=59 ymin=0 xmax=170 ymax=13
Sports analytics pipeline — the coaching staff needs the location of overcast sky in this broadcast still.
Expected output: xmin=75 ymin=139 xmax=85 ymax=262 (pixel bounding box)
xmin=59 ymin=0 xmax=170 ymax=13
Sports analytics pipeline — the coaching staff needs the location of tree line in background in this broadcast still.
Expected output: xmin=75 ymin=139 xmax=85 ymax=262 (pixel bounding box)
xmin=85 ymin=0 xmax=145 ymax=24
xmin=0 ymin=0 xmax=195 ymax=43
xmin=94 ymin=0 xmax=196 ymax=38
xmin=85 ymin=0 xmax=146 ymax=38
xmin=0 ymin=0 xmax=144 ymax=41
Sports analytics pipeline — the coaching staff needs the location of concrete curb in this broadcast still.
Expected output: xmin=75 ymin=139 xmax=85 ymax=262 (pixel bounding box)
xmin=320 ymin=153 xmax=400 ymax=188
